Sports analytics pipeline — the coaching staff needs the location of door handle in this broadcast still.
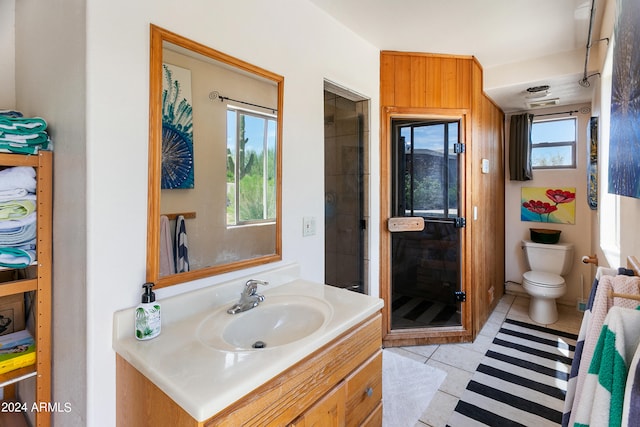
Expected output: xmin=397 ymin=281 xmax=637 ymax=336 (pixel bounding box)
xmin=387 ymin=217 xmax=425 ymax=232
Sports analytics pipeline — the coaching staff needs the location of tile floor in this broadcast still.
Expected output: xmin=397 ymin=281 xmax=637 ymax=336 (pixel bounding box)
xmin=384 ymin=293 xmax=584 ymax=427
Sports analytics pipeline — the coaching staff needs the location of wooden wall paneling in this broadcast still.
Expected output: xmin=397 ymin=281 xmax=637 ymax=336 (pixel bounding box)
xmin=425 ymin=56 xmax=442 ymax=107
xmin=440 ymin=57 xmax=458 ymax=108
xmin=379 ymin=51 xmax=505 ymax=340
xmin=410 ymin=56 xmax=426 ymax=106
xmin=380 ymin=53 xmax=395 ymax=106
xmin=393 ymin=55 xmax=412 ymax=106
xmin=456 ymin=58 xmax=472 ymax=109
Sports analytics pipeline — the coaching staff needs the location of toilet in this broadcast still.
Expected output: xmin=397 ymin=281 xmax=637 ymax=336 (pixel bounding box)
xmin=521 ymin=240 xmax=574 ymax=324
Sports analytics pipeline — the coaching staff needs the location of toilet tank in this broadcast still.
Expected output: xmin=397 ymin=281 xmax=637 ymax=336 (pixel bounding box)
xmin=521 ymin=240 xmax=574 ymax=275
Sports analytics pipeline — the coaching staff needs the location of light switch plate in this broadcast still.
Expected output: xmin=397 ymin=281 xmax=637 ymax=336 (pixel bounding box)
xmin=303 ymin=217 xmax=316 ymax=237
xmin=481 ymin=158 xmax=490 ymax=174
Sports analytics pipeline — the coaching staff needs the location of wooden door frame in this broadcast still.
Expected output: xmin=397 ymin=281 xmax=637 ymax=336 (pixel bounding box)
xmin=380 ymin=106 xmax=473 ymax=347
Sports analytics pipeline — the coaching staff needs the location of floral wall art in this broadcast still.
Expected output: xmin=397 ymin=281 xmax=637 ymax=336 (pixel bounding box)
xmin=521 ymin=187 xmax=576 ymax=224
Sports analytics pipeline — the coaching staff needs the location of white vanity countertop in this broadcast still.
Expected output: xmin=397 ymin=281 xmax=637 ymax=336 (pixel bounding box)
xmin=112 ymin=267 xmax=383 ymax=422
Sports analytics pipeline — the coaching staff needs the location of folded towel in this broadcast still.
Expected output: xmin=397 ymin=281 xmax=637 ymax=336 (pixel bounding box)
xmin=572 ymin=306 xmax=640 ymax=426
xmin=0 ymin=247 xmax=35 ymax=268
xmin=0 ymin=116 xmax=47 ymax=135
xmin=0 ymin=200 xmax=35 ymax=221
xmin=159 ymin=215 xmax=175 ymax=277
xmin=596 ymin=266 xmax=619 ymax=280
xmin=0 ymin=143 xmax=50 ymax=155
xmin=0 ymin=220 xmax=36 ymax=247
xmin=0 ymin=111 xmax=23 ymax=118
xmin=623 ymin=342 xmax=640 ymax=426
xmin=0 ymin=189 xmax=32 ymax=202
xmin=569 ymin=274 xmax=640 ymax=426
xmin=0 ymin=212 xmax=35 ymax=230
xmin=563 ymin=275 xmax=603 ymax=426
xmin=0 ymin=167 xmax=36 ymax=192
xmin=175 ymin=215 xmax=189 ymax=273
xmin=0 ymin=133 xmax=49 ymax=145
xmin=0 ymin=133 xmax=51 ymax=154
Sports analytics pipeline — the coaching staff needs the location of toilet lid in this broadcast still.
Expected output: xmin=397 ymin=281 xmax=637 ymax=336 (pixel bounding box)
xmin=523 ymin=271 xmax=565 ymax=287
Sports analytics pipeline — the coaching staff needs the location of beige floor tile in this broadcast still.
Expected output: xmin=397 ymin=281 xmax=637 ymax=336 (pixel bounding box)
xmin=430 ymin=343 xmax=484 ymax=373
xmin=387 ymin=346 xmax=431 ymax=363
xmin=478 ymin=318 xmax=502 ymax=337
xmin=547 ymin=303 xmax=583 ymax=334
xmin=494 ymin=294 xmax=515 ymax=313
xmin=400 ymin=344 xmax=440 ymax=360
xmin=455 ymin=332 xmax=494 ymax=355
xmin=488 ymin=308 xmax=507 ymax=325
xmin=425 ymin=359 xmax=473 ymax=398
xmin=419 ymin=391 xmax=459 ymax=427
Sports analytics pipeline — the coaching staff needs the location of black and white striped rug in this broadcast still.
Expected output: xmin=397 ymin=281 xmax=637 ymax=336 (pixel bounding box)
xmin=448 ymin=318 xmax=578 ymax=426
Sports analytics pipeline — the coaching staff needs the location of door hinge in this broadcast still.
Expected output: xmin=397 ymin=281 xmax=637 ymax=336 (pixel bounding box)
xmin=454 ymin=217 xmax=466 ymax=228
xmin=454 ymin=142 xmax=465 ymax=154
xmin=455 ymin=291 xmax=466 ymax=302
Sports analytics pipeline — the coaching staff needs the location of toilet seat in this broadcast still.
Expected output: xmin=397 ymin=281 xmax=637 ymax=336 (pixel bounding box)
xmin=523 ymin=271 xmax=565 ymax=288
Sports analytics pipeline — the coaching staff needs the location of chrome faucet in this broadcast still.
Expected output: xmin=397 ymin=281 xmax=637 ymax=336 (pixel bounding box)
xmin=227 ymin=279 xmax=269 ymax=314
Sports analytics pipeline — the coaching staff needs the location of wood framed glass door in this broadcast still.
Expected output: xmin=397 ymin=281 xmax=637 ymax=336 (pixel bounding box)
xmin=381 ymin=108 xmax=472 ymax=346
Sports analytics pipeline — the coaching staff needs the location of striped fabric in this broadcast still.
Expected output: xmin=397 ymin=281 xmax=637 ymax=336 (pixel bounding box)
xmin=448 ymin=319 xmax=577 ymax=426
xmin=572 ymin=306 xmax=640 ymax=426
xmin=174 ymin=215 xmax=189 ymax=273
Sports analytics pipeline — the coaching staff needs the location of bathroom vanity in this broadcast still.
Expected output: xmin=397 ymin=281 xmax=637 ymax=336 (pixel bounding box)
xmin=113 ymin=265 xmax=384 ymax=426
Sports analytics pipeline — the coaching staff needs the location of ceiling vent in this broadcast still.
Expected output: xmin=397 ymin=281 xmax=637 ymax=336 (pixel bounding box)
xmin=526 ymin=98 xmax=560 ymax=109
xmin=524 ymin=84 xmax=552 ymax=99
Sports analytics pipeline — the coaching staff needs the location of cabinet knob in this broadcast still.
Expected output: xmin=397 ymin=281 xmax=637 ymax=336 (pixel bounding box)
xmin=365 ymin=387 xmax=374 ymax=397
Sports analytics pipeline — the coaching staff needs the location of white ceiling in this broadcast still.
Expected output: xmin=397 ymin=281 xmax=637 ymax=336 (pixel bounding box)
xmin=309 ymin=0 xmax=608 ymax=113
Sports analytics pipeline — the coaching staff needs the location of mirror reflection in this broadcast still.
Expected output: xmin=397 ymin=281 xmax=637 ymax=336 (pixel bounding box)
xmin=147 ymin=25 xmax=283 ymax=288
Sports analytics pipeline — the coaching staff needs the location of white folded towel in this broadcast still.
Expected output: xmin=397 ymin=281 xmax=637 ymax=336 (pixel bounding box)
xmin=0 ymin=189 xmax=31 ymax=202
xmin=159 ymin=215 xmax=175 ymax=277
xmin=0 ymin=167 xmax=36 ymax=192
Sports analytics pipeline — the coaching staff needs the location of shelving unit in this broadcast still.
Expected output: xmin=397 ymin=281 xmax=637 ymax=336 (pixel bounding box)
xmin=0 ymin=151 xmax=52 ymax=427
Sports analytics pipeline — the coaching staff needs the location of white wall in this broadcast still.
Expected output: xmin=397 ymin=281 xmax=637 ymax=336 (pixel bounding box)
xmin=0 ymin=0 xmax=15 ymax=108
xmin=504 ymin=104 xmax=595 ymax=306
xmin=13 ymin=0 xmax=88 ymax=425
xmin=81 ymin=1 xmax=379 ymax=426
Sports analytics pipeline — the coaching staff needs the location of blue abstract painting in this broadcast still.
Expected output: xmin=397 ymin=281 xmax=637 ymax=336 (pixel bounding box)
xmin=608 ymin=0 xmax=640 ymax=199
xmin=161 ymin=63 xmax=194 ymax=189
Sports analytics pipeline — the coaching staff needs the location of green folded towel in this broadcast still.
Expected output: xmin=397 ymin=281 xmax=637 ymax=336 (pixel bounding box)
xmin=0 ymin=116 xmax=47 ymax=135
xmin=0 ymin=200 xmax=36 ymax=220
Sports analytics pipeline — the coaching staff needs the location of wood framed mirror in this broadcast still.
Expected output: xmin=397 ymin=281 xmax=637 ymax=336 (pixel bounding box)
xmin=147 ymin=25 xmax=283 ymax=289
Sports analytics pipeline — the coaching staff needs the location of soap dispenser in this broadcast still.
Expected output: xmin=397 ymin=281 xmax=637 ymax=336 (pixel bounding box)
xmin=135 ymin=282 xmax=161 ymax=340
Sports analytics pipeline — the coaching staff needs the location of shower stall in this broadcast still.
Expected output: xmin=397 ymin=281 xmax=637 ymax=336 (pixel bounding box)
xmin=323 ymin=82 xmax=369 ymax=294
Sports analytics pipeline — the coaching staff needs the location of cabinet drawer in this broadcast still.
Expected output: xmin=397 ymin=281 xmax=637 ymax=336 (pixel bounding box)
xmin=360 ymin=401 xmax=382 ymax=427
xmin=345 ymin=350 xmax=382 ymax=427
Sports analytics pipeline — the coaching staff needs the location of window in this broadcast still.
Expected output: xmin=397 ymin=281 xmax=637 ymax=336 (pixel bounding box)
xmin=226 ymin=108 xmax=277 ymax=226
xmin=531 ymin=117 xmax=576 ymax=169
xmin=396 ymin=120 xmax=460 ymax=218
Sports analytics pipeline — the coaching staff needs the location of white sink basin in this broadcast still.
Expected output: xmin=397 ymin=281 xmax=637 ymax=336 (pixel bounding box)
xmin=197 ymin=295 xmax=333 ymax=351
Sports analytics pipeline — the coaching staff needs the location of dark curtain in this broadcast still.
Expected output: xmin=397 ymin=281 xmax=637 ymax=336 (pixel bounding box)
xmin=509 ymin=113 xmax=534 ymax=181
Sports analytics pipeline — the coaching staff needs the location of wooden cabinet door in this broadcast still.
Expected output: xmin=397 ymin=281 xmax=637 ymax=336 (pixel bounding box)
xmin=345 ymin=351 xmax=382 ymax=427
xmin=289 ymin=383 xmax=346 ymax=427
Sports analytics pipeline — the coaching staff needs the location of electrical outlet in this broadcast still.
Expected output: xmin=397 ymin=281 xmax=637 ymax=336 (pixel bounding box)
xmin=303 ymin=217 xmax=316 ymax=237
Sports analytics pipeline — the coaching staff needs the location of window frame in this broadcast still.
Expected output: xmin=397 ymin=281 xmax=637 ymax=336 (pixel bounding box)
xmin=226 ymin=106 xmax=277 ymax=227
xmin=531 ymin=116 xmax=577 ymax=170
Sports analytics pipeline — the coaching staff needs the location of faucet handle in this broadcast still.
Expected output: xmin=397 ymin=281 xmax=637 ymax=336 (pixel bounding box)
xmin=244 ymin=279 xmax=269 ymax=295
